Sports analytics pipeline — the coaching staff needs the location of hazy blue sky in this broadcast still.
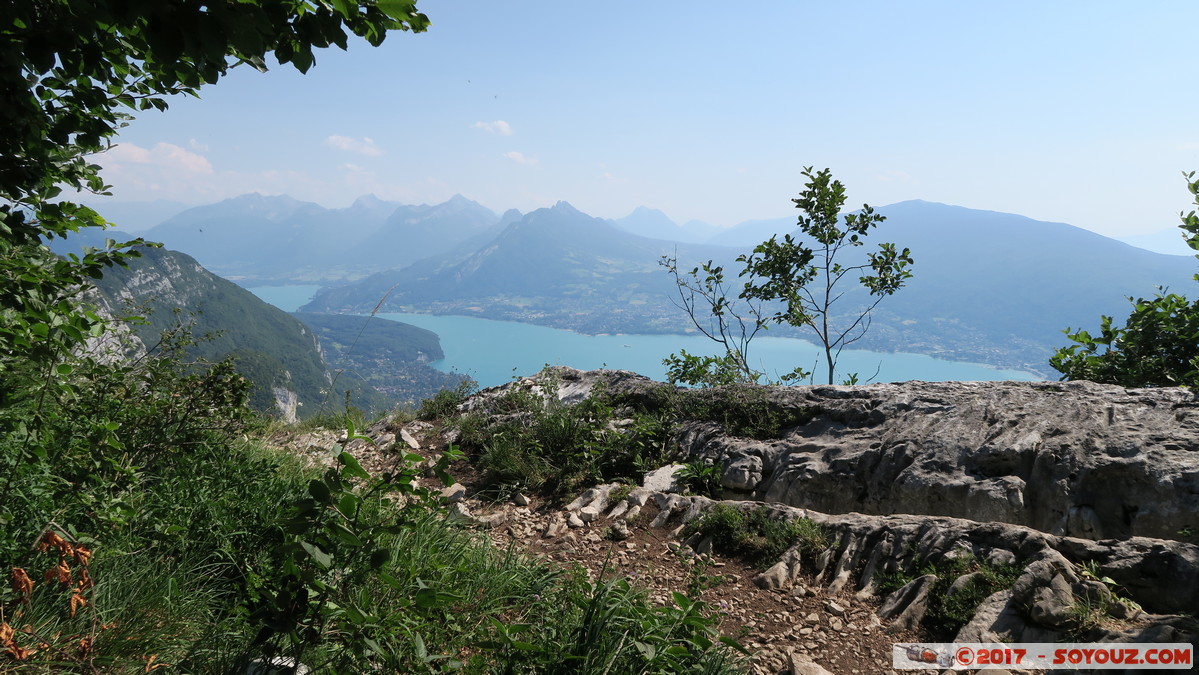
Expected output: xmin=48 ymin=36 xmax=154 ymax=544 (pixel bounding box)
xmin=92 ymin=1 xmax=1199 ymax=237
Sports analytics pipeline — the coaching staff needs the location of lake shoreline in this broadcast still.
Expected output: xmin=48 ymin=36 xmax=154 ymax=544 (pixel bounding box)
xmin=246 ymin=286 xmax=1046 ymax=387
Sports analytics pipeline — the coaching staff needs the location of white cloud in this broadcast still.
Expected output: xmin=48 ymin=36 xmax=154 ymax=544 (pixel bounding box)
xmin=324 ymin=135 xmax=384 ymax=157
xmin=504 ymin=151 xmax=538 ymax=165
xmin=472 ymin=120 xmax=513 ymax=136
xmin=188 ymin=138 xmax=209 ymax=153
xmin=104 ymin=142 xmax=213 ymax=174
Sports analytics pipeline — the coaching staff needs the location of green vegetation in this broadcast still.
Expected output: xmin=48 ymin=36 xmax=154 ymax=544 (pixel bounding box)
xmin=0 ymin=3 xmax=742 ymax=671
xmin=83 ymin=242 xmax=392 ymax=420
xmin=663 ymin=167 xmax=913 ymax=386
xmin=294 ymin=312 xmax=469 ymax=406
xmin=1052 ymin=172 xmax=1199 ymax=387
xmin=418 ymin=378 xmax=480 ymax=420
xmin=661 ymin=167 xmax=911 ymax=386
xmin=446 ymin=375 xmax=815 ymax=500
xmin=876 ymin=555 xmax=1023 ymax=638
xmin=742 ymin=167 xmax=914 ymax=385
xmin=683 ymin=505 xmax=829 ymax=569
xmin=0 ymin=351 xmax=743 ymax=670
xmin=667 ymin=385 xmax=817 ymax=439
xmin=451 ymin=382 xmax=673 ymax=498
xmin=676 ymin=459 xmax=724 ymax=497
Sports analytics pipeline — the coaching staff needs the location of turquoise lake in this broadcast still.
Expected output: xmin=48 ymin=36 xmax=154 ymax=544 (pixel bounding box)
xmin=249 ymin=285 xmax=1042 ymax=388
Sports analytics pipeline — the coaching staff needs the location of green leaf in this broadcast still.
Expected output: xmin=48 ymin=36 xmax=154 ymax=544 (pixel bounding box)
xmin=328 ymin=522 xmax=363 ymax=547
xmin=308 ymin=478 xmax=332 ymax=503
xmin=369 ymin=548 xmax=391 ymax=569
xmin=413 ymin=632 xmax=428 ymax=660
xmin=299 ymin=540 xmax=333 ymax=568
xmin=339 ymin=451 xmax=370 ymax=480
xmin=376 ymin=0 xmax=420 ymax=20
xmin=337 ymin=492 xmax=360 ymax=516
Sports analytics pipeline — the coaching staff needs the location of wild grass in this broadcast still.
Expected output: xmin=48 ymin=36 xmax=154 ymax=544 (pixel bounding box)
xmin=683 ymin=504 xmax=829 ymax=568
xmin=451 ymin=383 xmax=673 ymax=499
xmin=876 ymin=554 xmax=1023 ymax=638
xmin=0 ymin=351 xmax=742 ymax=672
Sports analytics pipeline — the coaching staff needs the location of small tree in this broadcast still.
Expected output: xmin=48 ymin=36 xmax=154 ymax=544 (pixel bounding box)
xmin=740 ymin=167 xmax=914 ymax=385
xmin=663 ymin=167 xmax=913 ymax=387
xmin=659 ymin=255 xmax=778 ymax=386
xmin=1051 ymin=172 xmax=1199 ymax=387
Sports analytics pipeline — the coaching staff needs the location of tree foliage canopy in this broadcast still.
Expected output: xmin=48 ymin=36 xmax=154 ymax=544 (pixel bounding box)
xmin=0 ymin=0 xmax=428 ymax=378
xmin=2 ymin=0 xmax=428 ymax=206
xmin=1051 ymin=172 xmax=1199 ymax=387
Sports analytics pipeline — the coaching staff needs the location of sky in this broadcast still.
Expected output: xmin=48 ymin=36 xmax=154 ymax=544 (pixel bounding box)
xmin=89 ymin=1 xmax=1199 ymax=239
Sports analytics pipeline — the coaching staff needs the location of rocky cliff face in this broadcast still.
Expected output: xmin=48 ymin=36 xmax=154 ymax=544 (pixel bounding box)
xmin=671 ymin=380 xmax=1199 ymax=544
xmin=544 ymin=372 xmax=1197 ymax=628
xmin=333 ymin=368 xmax=1199 ymax=669
xmin=519 ymin=370 xmax=1199 ymax=545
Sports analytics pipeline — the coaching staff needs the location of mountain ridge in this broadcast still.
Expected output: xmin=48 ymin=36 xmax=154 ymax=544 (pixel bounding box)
xmin=303 ymin=199 xmax=1197 ymax=376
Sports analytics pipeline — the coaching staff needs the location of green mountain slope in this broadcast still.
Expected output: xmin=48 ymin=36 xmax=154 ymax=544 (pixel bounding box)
xmin=305 ymin=201 xmax=731 ymax=334
xmin=292 ymin=312 xmax=466 ymax=406
xmin=85 ymin=244 xmax=392 ymax=419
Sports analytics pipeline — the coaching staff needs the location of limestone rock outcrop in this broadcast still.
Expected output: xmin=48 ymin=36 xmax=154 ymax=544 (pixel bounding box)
xmin=682 ymin=380 xmax=1199 ymax=543
xmin=457 ymin=368 xmax=1199 ymax=655
xmin=509 ymin=369 xmax=1199 ymax=543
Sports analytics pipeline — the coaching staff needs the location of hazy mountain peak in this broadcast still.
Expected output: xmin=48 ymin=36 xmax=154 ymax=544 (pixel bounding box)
xmin=627 ymin=205 xmax=672 ymax=219
xmin=551 ymin=200 xmax=582 ymax=214
xmin=499 ymin=208 xmax=523 ymax=226
xmin=223 ymin=192 xmax=303 ymax=207
xmin=351 ymin=194 xmax=386 ymax=208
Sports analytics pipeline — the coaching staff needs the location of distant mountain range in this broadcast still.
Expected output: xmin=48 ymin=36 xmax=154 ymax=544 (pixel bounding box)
xmin=137 ymin=193 xmax=502 ymax=283
xmin=302 ymin=199 xmax=1197 ymax=376
xmin=89 ymin=193 xmax=1199 ymax=377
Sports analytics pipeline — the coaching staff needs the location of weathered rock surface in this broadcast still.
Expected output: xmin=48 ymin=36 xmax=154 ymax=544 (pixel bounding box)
xmin=635 ymin=492 xmax=1198 ymax=649
xmin=432 ymin=368 xmax=1199 ymax=659
xmin=690 ymin=380 xmax=1199 ymax=542
xmin=512 ymin=370 xmax=1199 ymax=543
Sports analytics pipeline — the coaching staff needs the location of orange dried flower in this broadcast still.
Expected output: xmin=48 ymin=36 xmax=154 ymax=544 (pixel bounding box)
xmin=37 ymin=531 xmax=73 ymax=557
xmin=68 ymin=585 xmax=88 ymax=618
xmin=78 ymin=636 xmax=93 ymax=656
xmin=0 ymin=622 xmax=13 ymax=645
xmin=44 ymin=559 xmax=71 ymax=585
xmin=36 ymin=531 xmax=60 ymax=552
xmin=4 ymin=643 xmax=36 ymax=660
xmin=72 ymin=545 xmax=91 ymax=566
xmin=144 ymin=654 xmax=170 ymax=671
xmin=10 ymin=568 xmax=33 ymax=601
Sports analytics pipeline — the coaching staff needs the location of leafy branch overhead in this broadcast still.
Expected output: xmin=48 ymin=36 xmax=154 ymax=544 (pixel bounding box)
xmin=1 ymin=1 xmax=430 ymax=379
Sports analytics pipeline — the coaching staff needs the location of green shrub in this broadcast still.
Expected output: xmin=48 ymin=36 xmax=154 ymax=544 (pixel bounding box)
xmin=452 ymin=384 xmax=673 ymax=498
xmin=684 ymin=504 xmax=828 ymax=568
xmin=677 ymin=459 xmax=723 ymax=497
xmin=630 ymin=384 xmax=816 ymax=440
xmin=417 ymin=378 xmax=478 ymax=421
xmin=1052 ymin=172 xmax=1199 ymax=388
xmin=876 ymin=554 xmax=1022 ymax=638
